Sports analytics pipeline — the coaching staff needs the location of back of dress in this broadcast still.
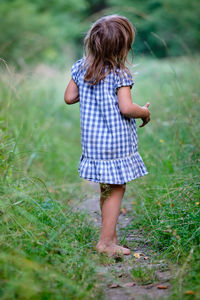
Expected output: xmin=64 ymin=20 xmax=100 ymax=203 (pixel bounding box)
xmin=71 ymin=57 xmax=148 ymax=184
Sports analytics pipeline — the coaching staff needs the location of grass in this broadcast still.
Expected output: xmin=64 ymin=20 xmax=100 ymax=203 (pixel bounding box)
xmin=0 ymin=55 xmax=199 ymax=299
xmin=0 ymin=62 xmax=102 ymax=299
xmin=131 ymin=265 xmax=158 ymax=285
xmin=127 ymin=55 xmax=200 ymax=299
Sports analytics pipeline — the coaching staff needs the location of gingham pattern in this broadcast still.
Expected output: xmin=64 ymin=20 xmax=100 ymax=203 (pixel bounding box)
xmin=71 ymin=57 xmax=148 ymax=184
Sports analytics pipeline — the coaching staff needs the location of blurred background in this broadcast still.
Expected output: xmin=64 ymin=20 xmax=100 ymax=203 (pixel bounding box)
xmin=1 ymin=0 xmax=199 ymax=67
xmin=0 ymin=1 xmax=200 ymax=300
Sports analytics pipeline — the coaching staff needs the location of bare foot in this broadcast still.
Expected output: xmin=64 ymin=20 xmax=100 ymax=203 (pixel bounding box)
xmin=96 ymin=241 xmax=130 ymax=256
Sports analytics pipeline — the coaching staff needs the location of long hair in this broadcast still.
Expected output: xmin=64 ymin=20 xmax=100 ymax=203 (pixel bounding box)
xmin=84 ymin=15 xmax=135 ymax=85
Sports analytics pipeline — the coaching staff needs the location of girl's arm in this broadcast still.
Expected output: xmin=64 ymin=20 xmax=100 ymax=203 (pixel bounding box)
xmin=64 ymin=79 xmax=79 ymax=105
xmin=117 ymin=86 xmax=150 ymax=127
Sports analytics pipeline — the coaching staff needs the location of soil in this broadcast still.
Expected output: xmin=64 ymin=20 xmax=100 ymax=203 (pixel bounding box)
xmin=75 ymin=180 xmax=173 ymax=300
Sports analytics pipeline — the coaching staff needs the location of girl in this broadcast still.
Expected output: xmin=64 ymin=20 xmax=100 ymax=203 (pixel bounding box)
xmin=64 ymin=15 xmax=150 ymax=256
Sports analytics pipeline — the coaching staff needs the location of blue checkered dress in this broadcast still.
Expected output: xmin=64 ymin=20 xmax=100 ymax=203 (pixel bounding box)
xmin=71 ymin=57 xmax=148 ymax=184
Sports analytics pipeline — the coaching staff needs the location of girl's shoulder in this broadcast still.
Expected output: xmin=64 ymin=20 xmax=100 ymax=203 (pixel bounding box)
xmin=72 ymin=57 xmax=86 ymax=70
xmin=113 ymin=67 xmax=134 ymax=90
xmin=114 ymin=66 xmax=132 ymax=79
xmin=71 ymin=57 xmax=86 ymax=85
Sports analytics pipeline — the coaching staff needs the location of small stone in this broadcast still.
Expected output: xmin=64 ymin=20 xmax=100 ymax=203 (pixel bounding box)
xmin=109 ymin=283 xmax=120 ymax=288
xmin=123 ymin=282 xmax=135 ymax=287
xmin=133 ymin=252 xmax=142 ymax=259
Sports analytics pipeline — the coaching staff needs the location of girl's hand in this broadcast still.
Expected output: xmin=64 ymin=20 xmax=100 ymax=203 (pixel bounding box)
xmin=139 ymin=102 xmax=150 ymax=128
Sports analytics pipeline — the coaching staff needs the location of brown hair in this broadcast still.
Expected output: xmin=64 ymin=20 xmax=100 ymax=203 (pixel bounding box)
xmin=84 ymin=15 xmax=135 ymax=85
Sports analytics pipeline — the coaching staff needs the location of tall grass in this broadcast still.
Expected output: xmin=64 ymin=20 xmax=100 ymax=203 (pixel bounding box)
xmin=128 ymin=56 xmax=200 ymax=299
xmin=0 ymin=56 xmax=199 ymax=299
xmin=0 ymin=61 xmax=101 ymax=299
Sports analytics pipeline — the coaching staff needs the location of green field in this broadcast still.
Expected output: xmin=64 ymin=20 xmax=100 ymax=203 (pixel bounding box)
xmin=0 ymin=56 xmax=199 ymax=299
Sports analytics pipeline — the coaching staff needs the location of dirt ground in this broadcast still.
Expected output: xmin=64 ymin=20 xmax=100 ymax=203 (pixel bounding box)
xmin=75 ymin=181 xmax=173 ymax=300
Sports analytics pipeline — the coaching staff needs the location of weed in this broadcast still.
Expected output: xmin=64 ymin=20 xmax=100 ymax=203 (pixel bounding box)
xmin=131 ymin=265 xmax=158 ymax=285
xmin=129 ymin=56 xmax=200 ymax=299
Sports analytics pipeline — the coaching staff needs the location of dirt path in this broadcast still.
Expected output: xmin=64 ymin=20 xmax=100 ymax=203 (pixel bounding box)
xmin=76 ymin=181 xmax=173 ymax=300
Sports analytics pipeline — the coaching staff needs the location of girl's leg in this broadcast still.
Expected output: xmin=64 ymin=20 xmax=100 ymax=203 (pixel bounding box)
xmin=97 ymin=183 xmax=130 ymax=256
xmin=100 ymin=184 xmax=117 ymax=244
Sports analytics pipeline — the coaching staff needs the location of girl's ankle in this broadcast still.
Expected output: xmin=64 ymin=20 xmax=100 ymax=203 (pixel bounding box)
xmin=97 ymin=240 xmax=114 ymax=247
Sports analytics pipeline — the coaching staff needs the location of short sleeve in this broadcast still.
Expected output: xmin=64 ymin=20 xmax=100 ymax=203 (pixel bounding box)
xmin=71 ymin=58 xmax=84 ymax=86
xmin=114 ymin=69 xmax=134 ymax=92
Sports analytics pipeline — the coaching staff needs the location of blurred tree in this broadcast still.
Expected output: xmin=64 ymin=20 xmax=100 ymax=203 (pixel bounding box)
xmin=108 ymin=0 xmax=200 ymax=57
xmin=0 ymin=0 xmax=87 ymax=66
xmin=0 ymin=0 xmax=199 ymax=66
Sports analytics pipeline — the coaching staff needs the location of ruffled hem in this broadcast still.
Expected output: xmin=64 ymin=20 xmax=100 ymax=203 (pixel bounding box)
xmin=78 ymin=152 xmax=148 ymax=184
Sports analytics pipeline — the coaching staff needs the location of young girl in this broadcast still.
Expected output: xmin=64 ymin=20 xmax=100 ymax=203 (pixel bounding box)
xmin=64 ymin=15 xmax=150 ymax=256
